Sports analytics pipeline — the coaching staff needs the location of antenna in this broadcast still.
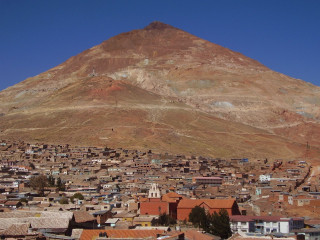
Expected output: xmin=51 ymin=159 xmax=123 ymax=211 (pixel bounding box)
xmin=89 ymin=67 xmax=97 ymax=77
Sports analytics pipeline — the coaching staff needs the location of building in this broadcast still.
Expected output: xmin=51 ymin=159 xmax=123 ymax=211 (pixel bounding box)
xmin=292 ymin=228 xmax=320 ymax=240
xmin=139 ymin=183 xmax=184 ymax=219
xmin=230 ymin=215 xmax=255 ymax=233
xmin=79 ymin=229 xmax=165 ymax=240
xmin=177 ymin=198 xmax=240 ymax=221
xmin=230 ymin=215 xmax=304 ymax=234
xmin=192 ymin=177 xmax=223 ymax=186
xmin=259 ymin=175 xmax=271 ymax=182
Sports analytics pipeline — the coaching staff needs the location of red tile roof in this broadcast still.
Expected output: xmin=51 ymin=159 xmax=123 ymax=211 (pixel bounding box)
xmin=184 ymin=230 xmax=216 ymax=240
xmin=178 ymin=199 xmax=236 ymax=209
xmin=80 ymin=229 xmax=165 ymax=240
xmin=162 ymin=192 xmax=184 ymax=203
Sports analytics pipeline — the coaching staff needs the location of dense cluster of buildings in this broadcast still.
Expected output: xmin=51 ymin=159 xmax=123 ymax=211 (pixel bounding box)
xmin=0 ymin=140 xmax=319 ymax=239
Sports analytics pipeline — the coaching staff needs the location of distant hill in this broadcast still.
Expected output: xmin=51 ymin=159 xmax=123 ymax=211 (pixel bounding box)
xmin=1 ymin=21 xmax=319 ymax=160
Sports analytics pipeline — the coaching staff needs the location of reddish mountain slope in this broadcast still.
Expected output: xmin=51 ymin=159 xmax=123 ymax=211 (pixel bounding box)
xmin=0 ymin=22 xmax=319 ymax=159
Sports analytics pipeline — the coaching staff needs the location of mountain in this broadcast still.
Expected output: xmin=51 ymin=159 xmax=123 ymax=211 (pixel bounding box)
xmin=1 ymin=21 xmax=319 ymax=159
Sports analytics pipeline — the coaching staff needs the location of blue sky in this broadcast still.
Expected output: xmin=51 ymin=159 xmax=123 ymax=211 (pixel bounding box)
xmin=0 ymin=0 xmax=319 ymax=91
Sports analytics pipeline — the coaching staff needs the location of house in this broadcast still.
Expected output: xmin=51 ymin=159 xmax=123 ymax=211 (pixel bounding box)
xmin=73 ymin=211 xmax=97 ymax=229
xmin=0 ymin=223 xmax=42 ymax=239
xmin=0 ymin=211 xmax=73 ymax=235
xmin=92 ymin=210 xmax=112 ymax=226
xmin=105 ymin=218 xmax=119 ymax=227
xmin=139 ymin=184 xmax=184 ymax=219
xmin=192 ymin=177 xmax=223 ymax=186
xmin=79 ymin=229 xmax=166 ymax=240
xmin=133 ymin=216 xmax=156 ymax=227
xmin=292 ymin=228 xmax=320 ymax=240
xmin=259 ymin=174 xmax=271 ymax=182
xmin=184 ymin=229 xmax=218 ymax=240
xmin=230 ymin=215 xmax=304 ymax=234
xmin=113 ymin=211 xmax=137 ymax=222
xmin=177 ymin=198 xmax=240 ymax=221
xmin=230 ymin=215 xmax=255 ymax=233
xmin=4 ymin=200 xmax=22 ymax=209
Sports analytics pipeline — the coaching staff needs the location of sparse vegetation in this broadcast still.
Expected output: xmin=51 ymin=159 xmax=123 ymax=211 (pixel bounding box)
xmin=155 ymin=213 xmax=176 ymax=226
xmin=59 ymin=197 xmax=69 ymax=204
xmin=29 ymin=175 xmax=48 ymax=196
xmin=189 ymin=207 xmax=232 ymax=239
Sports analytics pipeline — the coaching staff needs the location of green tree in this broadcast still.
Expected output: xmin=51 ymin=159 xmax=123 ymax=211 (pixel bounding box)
xmin=59 ymin=197 xmax=69 ymax=204
xmin=29 ymin=162 xmax=35 ymax=170
xmin=188 ymin=206 xmax=232 ymax=239
xmin=47 ymin=175 xmax=55 ymax=187
xmin=72 ymin=192 xmax=84 ymax=200
xmin=56 ymin=177 xmax=65 ymax=191
xmin=207 ymin=209 xmax=232 ymax=239
xmin=188 ymin=206 xmax=208 ymax=230
xmin=29 ymin=175 xmax=48 ymax=196
xmin=156 ymin=213 xmax=176 ymax=226
xmin=20 ymin=198 xmax=28 ymax=204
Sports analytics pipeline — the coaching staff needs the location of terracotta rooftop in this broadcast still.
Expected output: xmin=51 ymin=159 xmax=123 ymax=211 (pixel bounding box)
xmin=162 ymin=192 xmax=184 ymax=200
xmin=184 ymin=230 xmax=217 ymax=240
xmin=231 ymin=236 xmax=296 ymax=240
xmin=80 ymin=229 xmax=165 ymax=240
xmin=177 ymin=198 xmax=236 ymax=209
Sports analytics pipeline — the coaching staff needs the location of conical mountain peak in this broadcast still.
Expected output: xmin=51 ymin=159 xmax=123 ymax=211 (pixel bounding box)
xmin=0 ymin=22 xmax=319 ymax=159
xmin=143 ymin=21 xmax=178 ymax=31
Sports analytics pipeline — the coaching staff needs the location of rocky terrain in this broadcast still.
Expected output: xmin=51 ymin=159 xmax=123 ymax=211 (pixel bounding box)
xmin=0 ymin=21 xmax=319 ymax=160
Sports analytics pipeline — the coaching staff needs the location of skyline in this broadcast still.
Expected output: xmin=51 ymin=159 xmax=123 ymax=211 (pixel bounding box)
xmin=1 ymin=0 xmax=319 ymax=91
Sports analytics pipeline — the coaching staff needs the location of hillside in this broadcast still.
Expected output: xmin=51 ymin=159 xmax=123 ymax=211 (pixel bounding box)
xmin=0 ymin=21 xmax=319 ymax=159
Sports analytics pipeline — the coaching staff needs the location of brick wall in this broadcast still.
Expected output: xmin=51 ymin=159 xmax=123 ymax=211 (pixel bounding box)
xmin=177 ymin=207 xmax=234 ymax=221
xmin=140 ymin=201 xmax=169 ymax=215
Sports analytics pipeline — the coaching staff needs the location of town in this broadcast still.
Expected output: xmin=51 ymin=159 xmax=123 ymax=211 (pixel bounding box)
xmin=0 ymin=139 xmax=319 ymax=240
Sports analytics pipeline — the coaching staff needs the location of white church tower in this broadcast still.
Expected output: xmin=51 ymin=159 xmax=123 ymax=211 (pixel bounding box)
xmin=148 ymin=183 xmax=161 ymax=198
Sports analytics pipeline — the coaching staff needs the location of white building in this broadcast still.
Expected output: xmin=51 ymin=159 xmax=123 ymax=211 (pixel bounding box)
xmin=259 ymin=174 xmax=271 ymax=182
xmin=230 ymin=215 xmax=304 ymax=234
xmin=230 ymin=216 xmax=255 ymax=233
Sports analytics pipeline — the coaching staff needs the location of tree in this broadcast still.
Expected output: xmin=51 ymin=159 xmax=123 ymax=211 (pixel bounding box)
xmin=188 ymin=206 xmax=208 ymax=230
xmin=59 ymin=197 xmax=69 ymax=204
xmin=156 ymin=213 xmax=176 ymax=226
xmin=56 ymin=177 xmax=65 ymax=191
xmin=141 ymin=189 xmax=148 ymax=193
xmin=47 ymin=175 xmax=55 ymax=187
xmin=29 ymin=162 xmax=35 ymax=170
xmin=188 ymin=207 xmax=232 ymax=239
xmin=207 ymin=209 xmax=232 ymax=239
xmin=29 ymin=175 xmax=48 ymax=196
xmin=73 ymin=192 xmax=84 ymax=200
xmin=20 ymin=198 xmax=28 ymax=204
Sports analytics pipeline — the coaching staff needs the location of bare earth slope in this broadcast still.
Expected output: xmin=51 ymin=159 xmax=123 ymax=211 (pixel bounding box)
xmin=0 ymin=21 xmax=319 ymax=159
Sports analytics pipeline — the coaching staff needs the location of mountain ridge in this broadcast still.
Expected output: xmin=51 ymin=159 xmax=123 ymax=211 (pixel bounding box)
xmin=1 ymin=22 xmax=319 ymax=160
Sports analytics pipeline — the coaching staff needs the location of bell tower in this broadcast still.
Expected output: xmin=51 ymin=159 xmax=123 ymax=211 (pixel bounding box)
xmin=148 ymin=183 xmax=161 ymax=199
